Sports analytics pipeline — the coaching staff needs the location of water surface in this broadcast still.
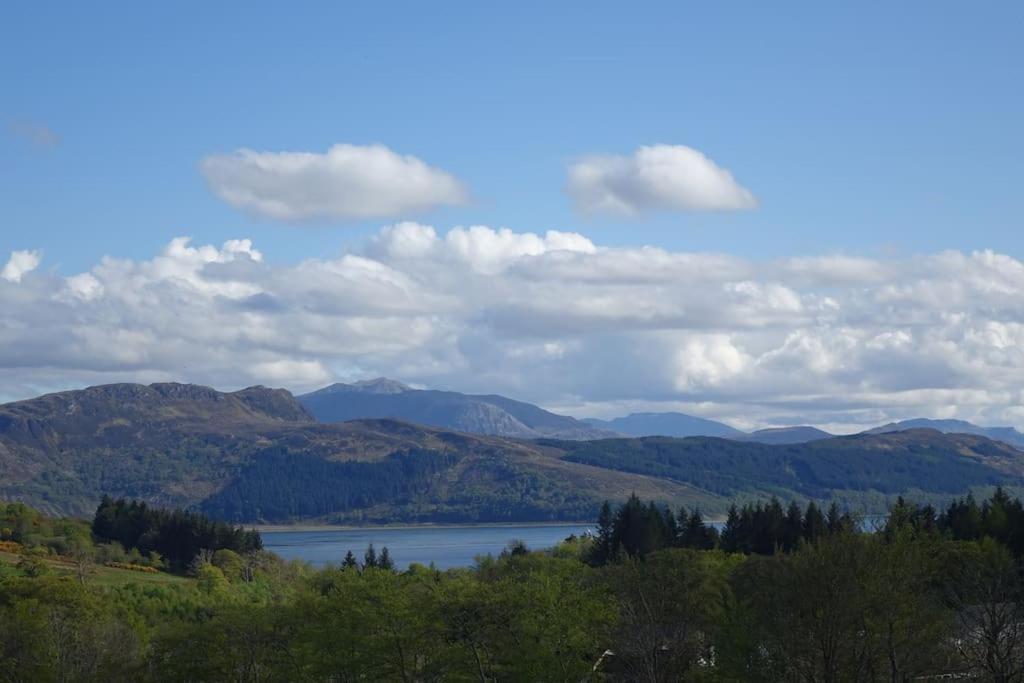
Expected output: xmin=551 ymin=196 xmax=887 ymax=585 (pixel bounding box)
xmin=262 ymin=524 xmax=593 ymax=570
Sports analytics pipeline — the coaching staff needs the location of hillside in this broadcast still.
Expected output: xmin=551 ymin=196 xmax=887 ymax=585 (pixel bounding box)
xmin=0 ymin=382 xmax=696 ymax=522
xmin=545 ymin=428 xmax=1024 ymax=508
xmin=583 ymin=412 xmax=743 ymax=438
xmin=298 ymin=378 xmax=615 ymax=440
xmin=865 ymin=418 xmax=1024 ymax=449
xmin=736 ymin=426 xmax=834 ymax=444
xmin=4 ymin=383 xmax=1024 ymax=523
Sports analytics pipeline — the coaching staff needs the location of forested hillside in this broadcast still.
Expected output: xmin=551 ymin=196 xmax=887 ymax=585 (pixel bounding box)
xmin=0 ymin=383 xmax=695 ymax=522
xmin=4 ymin=383 xmax=1024 ymax=523
xmin=550 ymin=429 xmax=1024 ymax=507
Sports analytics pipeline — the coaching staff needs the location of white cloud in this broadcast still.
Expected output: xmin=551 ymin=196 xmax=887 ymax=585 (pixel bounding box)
xmin=445 ymin=226 xmax=596 ymax=274
xmin=200 ymin=144 xmax=467 ymax=221
xmin=567 ymin=144 xmax=757 ymax=216
xmin=2 ymin=228 xmax=1024 ymax=432
xmin=1 ymin=250 xmax=41 ymax=282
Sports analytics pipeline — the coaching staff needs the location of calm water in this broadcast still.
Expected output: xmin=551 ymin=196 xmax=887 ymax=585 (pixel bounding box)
xmin=262 ymin=524 xmax=593 ymax=570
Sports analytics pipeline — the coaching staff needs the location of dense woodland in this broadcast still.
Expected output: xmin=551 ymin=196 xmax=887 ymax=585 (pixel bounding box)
xmin=92 ymin=496 xmax=262 ymax=571
xmin=6 ymin=492 xmax=1024 ymax=680
xmin=553 ymin=433 xmax=1009 ymax=499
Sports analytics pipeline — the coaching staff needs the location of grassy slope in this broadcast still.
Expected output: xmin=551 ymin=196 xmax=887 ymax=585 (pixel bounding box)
xmin=0 ymin=550 xmax=189 ymax=586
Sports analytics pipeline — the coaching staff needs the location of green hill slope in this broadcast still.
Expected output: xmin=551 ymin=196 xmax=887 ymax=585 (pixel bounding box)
xmin=3 ymin=383 xmax=1024 ymax=522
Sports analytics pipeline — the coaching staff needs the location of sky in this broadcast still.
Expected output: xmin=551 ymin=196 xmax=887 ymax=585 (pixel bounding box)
xmin=2 ymin=2 xmax=1023 ymax=431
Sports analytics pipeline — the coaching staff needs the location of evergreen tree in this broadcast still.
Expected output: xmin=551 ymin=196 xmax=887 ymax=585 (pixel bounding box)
xmin=343 ymin=550 xmax=358 ymax=569
xmin=364 ymin=543 xmax=378 ymax=569
xmin=378 ymin=546 xmax=395 ymax=571
xmin=663 ymin=505 xmax=679 ymax=546
xmin=782 ymin=500 xmax=803 ymax=552
xmin=676 ymin=507 xmax=691 ymax=547
xmin=593 ymin=500 xmax=616 ymax=564
xmin=826 ymin=502 xmax=844 ymax=535
xmin=720 ymin=504 xmax=741 ymax=553
xmin=681 ymin=509 xmax=717 ymax=550
xmin=803 ymin=501 xmax=826 ymax=544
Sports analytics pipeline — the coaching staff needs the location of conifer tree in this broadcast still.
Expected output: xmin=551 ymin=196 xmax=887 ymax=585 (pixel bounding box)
xmin=720 ymin=504 xmax=741 ymax=553
xmin=803 ymin=501 xmax=826 ymax=544
xmin=364 ymin=543 xmax=378 ymax=569
xmin=378 ymin=546 xmax=395 ymax=571
xmin=593 ymin=500 xmax=616 ymax=564
xmin=343 ymin=550 xmax=358 ymax=569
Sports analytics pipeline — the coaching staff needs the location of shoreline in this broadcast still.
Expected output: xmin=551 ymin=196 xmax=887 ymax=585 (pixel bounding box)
xmin=250 ymin=521 xmax=596 ymax=533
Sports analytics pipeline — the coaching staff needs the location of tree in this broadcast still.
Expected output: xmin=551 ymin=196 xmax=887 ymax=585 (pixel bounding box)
xmin=864 ymin=535 xmax=955 ymax=682
xmin=782 ymin=501 xmax=803 ymax=552
xmin=212 ymin=548 xmax=244 ymax=582
xmin=364 ymin=543 xmax=378 ymax=569
xmin=803 ymin=501 xmax=826 ymax=544
xmin=943 ymin=538 xmax=1024 ymax=682
xmin=343 ymin=550 xmax=359 ymax=570
xmin=378 ymin=546 xmax=395 ymax=571
xmin=720 ymin=504 xmax=742 ymax=553
xmin=592 ymin=500 xmax=616 ymax=564
xmin=67 ymin=537 xmax=95 ymax=585
xmin=723 ymin=534 xmax=879 ymax=681
xmin=197 ymin=563 xmax=229 ymax=594
xmin=603 ymin=549 xmax=732 ymax=681
xmin=680 ymin=509 xmax=717 ymax=550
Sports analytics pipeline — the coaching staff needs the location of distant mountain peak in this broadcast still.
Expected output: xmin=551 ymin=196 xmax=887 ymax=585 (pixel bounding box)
xmin=352 ymin=378 xmax=412 ymax=393
xmin=584 ymin=411 xmax=744 ymax=439
xmin=737 ymin=426 xmax=834 ymax=445
xmin=311 ymin=378 xmax=413 ymax=396
xmin=865 ymin=417 xmax=1024 ymax=450
xmin=298 ymin=382 xmax=614 ymax=439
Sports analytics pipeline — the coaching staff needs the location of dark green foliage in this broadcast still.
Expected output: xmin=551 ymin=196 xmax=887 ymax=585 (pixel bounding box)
xmin=363 ymin=543 xmax=378 ymax=569
xmin=556 ymin=431 xmax=1012 ymax=498
xmin=92 ymin=496 xmax=261 ymax=571
xmin=591 ymin=493 xmax=721 ymax=562
xmin=719 ymin=498 xmax=855 ymax=554
xmin=201 ymin=447 xmax=459 ymax=522
xmin=10 ymin=492 xmax=1024 ymax=680
xmin=884 ymin=486 xmax=1024 ymax=558
xmin=342 ymin=550 xmax=358 ymax=569
xmin=377 ymin=546 xmax=394 ymax=571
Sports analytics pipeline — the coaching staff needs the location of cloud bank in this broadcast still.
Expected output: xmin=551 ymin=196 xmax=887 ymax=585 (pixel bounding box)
xmin=2 ymin=227 xmax=1024 ymax=432
xmin=200 ymin=144 xmax=468 ymax=221
xmin=567 ymin=144 xmax=757 ymax=216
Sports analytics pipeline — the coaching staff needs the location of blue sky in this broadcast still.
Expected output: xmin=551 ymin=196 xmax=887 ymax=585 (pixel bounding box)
xmin=2 ymin=2 xmax=1024 ymax=430
xmin=4 ymin=2 xmax=1022 ymax=270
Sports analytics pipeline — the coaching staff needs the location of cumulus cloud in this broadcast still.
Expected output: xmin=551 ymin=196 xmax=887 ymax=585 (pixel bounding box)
xmin=1 ymin=250 xmax=41 ymax=282
xmin=567 ymin=144 xmax=757 ymax=216
xmin=200 ymin=144 xmax=467 ymax=221
xmin=2 ymin=227 xmax=1024 ymax=432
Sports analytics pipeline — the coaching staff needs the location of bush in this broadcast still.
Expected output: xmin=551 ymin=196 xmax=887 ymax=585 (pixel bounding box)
xmin=0 ymin=540 xmax=23 ymax=553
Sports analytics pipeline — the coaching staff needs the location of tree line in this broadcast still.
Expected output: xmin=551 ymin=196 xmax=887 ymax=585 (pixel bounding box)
xmin=92 ymin=496 xmax=262 ymax=571
xmin=6 ymin=490 xmax=1024 ymax=680
xmin=591 ymin=494 xmax=857 ymax=563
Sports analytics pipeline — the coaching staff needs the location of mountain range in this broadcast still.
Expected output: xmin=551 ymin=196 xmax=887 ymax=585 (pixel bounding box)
xmin=299 ymin=378 xmax=617 ymax=440
xmin=300 ymin=378 xmax=1024 ymax=450
xmin=3 ymin=380 xmax=1024 ymax=523
xmin=582 ymin=412 xmax=745 ymax=439
xmin=865 ymin=418 xmax=1024 ymax=450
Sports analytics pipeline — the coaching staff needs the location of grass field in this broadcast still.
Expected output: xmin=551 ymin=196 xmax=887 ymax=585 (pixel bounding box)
xmin=0 ymin=550 xmax=191 ymax=586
